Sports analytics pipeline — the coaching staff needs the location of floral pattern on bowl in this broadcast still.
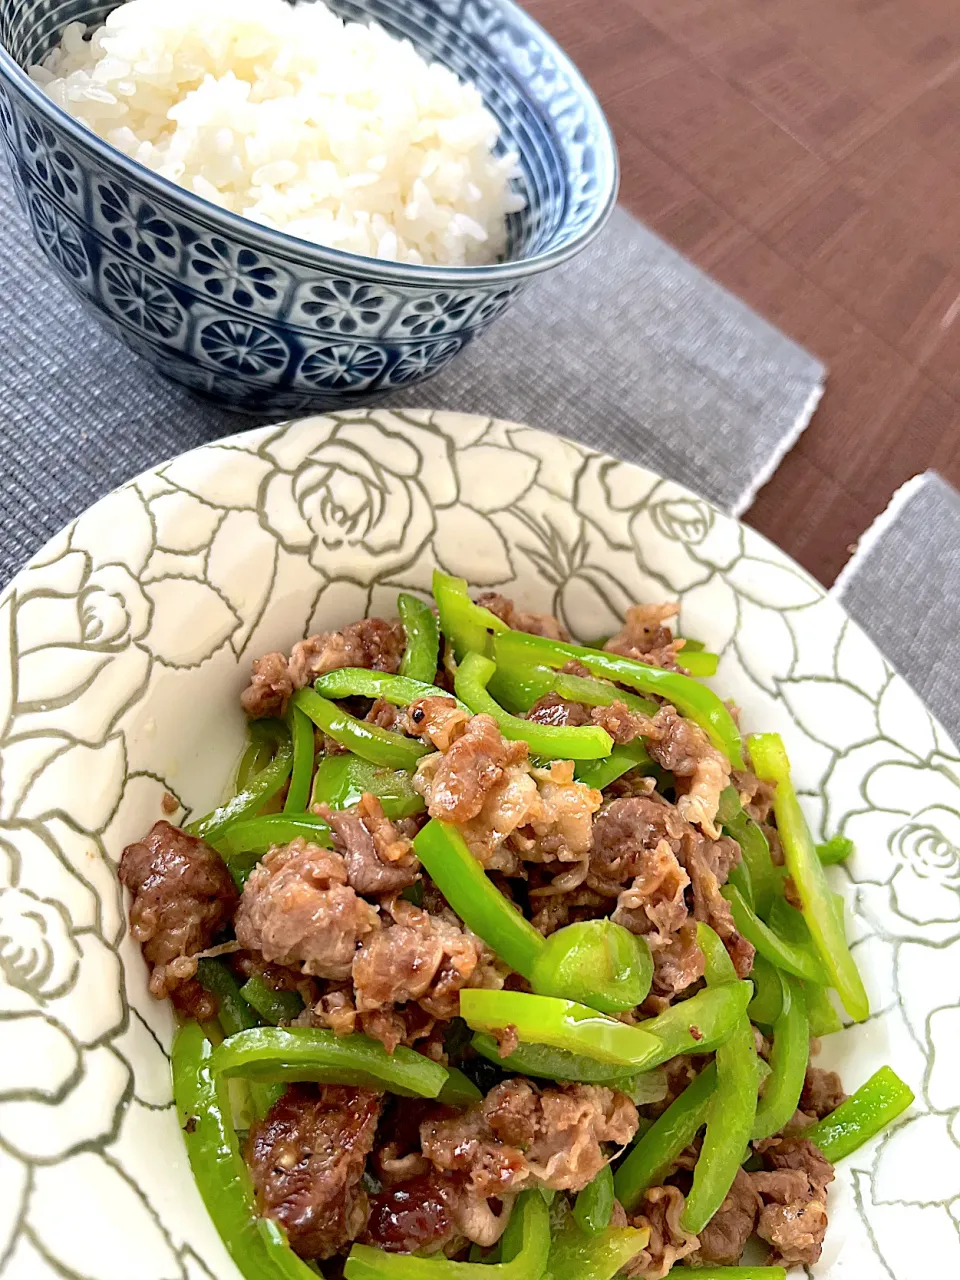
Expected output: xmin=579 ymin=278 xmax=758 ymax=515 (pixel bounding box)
xmin=0 ymin=408 xmax=958 ymax=1278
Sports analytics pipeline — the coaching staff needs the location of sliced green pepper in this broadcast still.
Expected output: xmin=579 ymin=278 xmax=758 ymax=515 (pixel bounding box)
xmin=747 ymin=954 xmax=784 ymax=1027
xmin=573 ymin=1164 xmax=615 ymax=1235
xmin=188 ymin=733 xmax=293 ymax=843
xmin=635 ymin=980 xmax=754 ymax=1065
xmin=614 ymin=1064 xmax=717 ymax=1211
xmin=749 ymin=734 xmax=869 ymax=1023
xmin=574 ymin=740 xmax=654 ymax=790
xmin=344 ymin=1188 xmax=550 ymax=1279
xmin=196 ymin=960 xmax=284 ymax=1119
xmin=805 ymin=1066 xmax=914 ymax=1162
xmin=722 ymin=886 xmax=829 ymax=984
xmin=213 ymin=1027 xmax=450 ymax=1098
xmin=293 ymin=688 xmax=428 ymax=770
xmin=310 ymin=754 xmax=425 ymax=819
xmin=531 ymin=920 xmax=653 ymax=1014
xmin=414 ymin=820 xmax=546 ymax=979
xmin=718 ymin=790 xmax=780 ymax=917
xmin=398 ymin=591 xmax=440 ymax=683
xmin=172 ymin=1022 xmax=316 ymax=1280
xmin=493 ymin=631 xmax=744 ymax=768
xmin=432 ymin=570 xmax=509 ymax=661
xmin=312 ymin=667 xmax=467 ymax=711
xmin=240 ymin=975 xmax=304 ymax=1026
xmin=752 ymin=975 xmax=808 ymax=1141
xmin=677 ymin=650 xmax=719 ymax=677
xmin=803 ymin=981 xmax=844 ymax=1037
xmin=550 ymin=670 xmax=658 ymax=717
xmin=235 ymin=719 xmax=286 ymax=792
xmin=726 ymin=857 xmax=753 ymax=907
xmin=681 ymin=925 xmax=758 ymax=1235
xmin=817 ymin=835 xmax=854 ymax=866
xmin=543 ymin=1211 xmax=650 ymax=1280
xmin=283 ymin=707 xmax=315 ymax=814
xmin=470 ymin=1032 xmax=660 ymax=1093
xmin=459 ymin=989 xmax=662 ymax=1069
xmin=211 ymin=813 xmax=333 ymax=886
xmin=454 ymin=652 xmax=613 ymax=760
xmin=437 ymin=1066 xmax=483 ymax=1107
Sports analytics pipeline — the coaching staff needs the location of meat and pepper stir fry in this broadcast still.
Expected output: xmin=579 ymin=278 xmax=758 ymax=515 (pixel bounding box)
xmin=120 ymin=574 xmax=914 ymax=1279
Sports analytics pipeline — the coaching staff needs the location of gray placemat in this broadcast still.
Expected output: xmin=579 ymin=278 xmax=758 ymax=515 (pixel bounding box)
xmin=0 ymin=174 xmax=824 ymax=589
xmin=832 ymin=472 xmax=960 ymax=744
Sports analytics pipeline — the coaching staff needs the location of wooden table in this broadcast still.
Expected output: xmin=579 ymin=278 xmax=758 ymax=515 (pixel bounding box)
xmin=524 ymin=0 xmax=960 ymax=586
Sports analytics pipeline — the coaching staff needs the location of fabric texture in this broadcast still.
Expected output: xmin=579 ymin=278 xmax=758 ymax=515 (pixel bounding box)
xmin=0 ymin=176 xmax=824 ymax=588
xmin=832 ymin=471 xmax=960 ymax=745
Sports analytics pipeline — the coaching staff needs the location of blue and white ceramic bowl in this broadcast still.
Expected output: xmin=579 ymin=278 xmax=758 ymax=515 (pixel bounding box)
xmin=0 ymin=0 xmax=617 ymax=414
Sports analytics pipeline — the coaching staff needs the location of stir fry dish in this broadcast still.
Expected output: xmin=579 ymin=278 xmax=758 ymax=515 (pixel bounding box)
xmin=119 ymin=573 xmax=913 ymax=1279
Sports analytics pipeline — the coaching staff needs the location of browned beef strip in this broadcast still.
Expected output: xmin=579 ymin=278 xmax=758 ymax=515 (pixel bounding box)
xmin=119 ymin=820 xmax=237 ymax=1014
xmin=750 ymin=1136 xmax=835 ymax=1267
xmin=589 ymin=794 xmax=688 ymax=891
xmin=526 ymin=693 xmax=591 ymax=727
xmin=363 ymin=1172 xmax=458 ymax=1254
xmin=366 ymin=697 xmax=400 ymax=731
xmin=474 ymin=593 xmax=567 ymax=639
xmin=403 ymin=696 xmax=471 ymax=750
xmin=604 ymin=603 xmax=685 ymax=671
xmin=247 ymin=1084 xmax=382 ymax=1259
xmin=416 ymin=713 xmax=529 ymax=824
xmin=241 ymin=618 xmax=405 ymax=718
xmin=732 ymin=766 xmax=777 ymax=825
xmin=686 ymin=1168 xmax=760 ymax=1266
xmin=679 ymin=830 xmax=754 ymax=977
xmin=318 ymin=794 xmax=419 ymax=896
xmin=800 ymin=1066 xmax=847 ymax=1119
xmin=642 ymin=705 xmax=730 ymax=836
xmin=235 ymin=839 xmax=379 ymax=979
xmin=623 ymin=1184 xmax=700 ymax=1278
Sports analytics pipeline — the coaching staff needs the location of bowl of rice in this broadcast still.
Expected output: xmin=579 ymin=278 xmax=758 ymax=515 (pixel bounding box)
xmin=0 ymin=0 xmax=617 ymax=412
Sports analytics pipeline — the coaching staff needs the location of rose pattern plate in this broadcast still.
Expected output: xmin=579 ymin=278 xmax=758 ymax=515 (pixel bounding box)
xmin=0 ymin=408 xmax=957 ymax=1280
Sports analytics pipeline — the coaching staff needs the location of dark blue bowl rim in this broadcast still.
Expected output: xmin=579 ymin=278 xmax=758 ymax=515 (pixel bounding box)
xmin=0 ymin=0 xmax=619 ymax=285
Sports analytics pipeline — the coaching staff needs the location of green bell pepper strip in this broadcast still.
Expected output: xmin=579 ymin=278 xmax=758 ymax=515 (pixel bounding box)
xmin=574 ymin=740 xmax=654 ymax=790
xmin=310 ymin=754 xmax=425 ymax=819
xmin=459 ymin=989 xmax=662 ymax=1069
xmin=726 ymin=857 xmax=753 ymax=907
xmin=432 ymin=570 xmax=510 ymax=661
xmin=549 ymin=670 xmax=658 ymax=717
xmin=437 ymin=1066 xmax=484 ymax=1107
xmin=749 ymin=733 xmax=869 ymax=1023
xmin=292 ymin=688 xmax=429 ymax=770
xmin=817 ymin=835 xmax=854 ymax=866
xmin=805 ymin=1066 xmax=914 ymax=1162
xmin=212 ymin=1027 xmax=450 ymax=1098
xmin=470 ymin=1033 xmax=662 ymax=1094
xmin=240 ymin=975 xmax=304 ymax=1026
xmin=717 ymin=790 xmax=780 ymax=918
xmin=635 ymin=980 xmax=754 ymax=1066
xmin=677 ymin=650 xmax=719 ymax=677
xmin=196 ymin=960 xmax=283 ymax=1118
xmin=398 ymin=591 xmax=440 ymax=683
xmin=282 ymin=707 xmax=315 ymax=814
xmin=211 ymin=814 xmax=333 ymax=887
xmin=344 ymin=1188 xmax=550 ymax=1280
xmin=312 ymin=667 xmax=468 ymax=712
xmin=413 ymin=820 xmax=546 ymax=979
xmin=493 ymin=630 xmax=745 ymax=768
xmin=188 ymin=734 xmax=294 ymax=843
xmin=454 ymin=652 xmax=614 ymax=760
xmin=543 ymin=1213 xmax=651 ymax=1280
xmin=747 ymin=954 xmax=784 ymax=1026
xmin=172 ymin=1022 xmax=317 ymax=1280
xmin=530 ymin=919 xmax=653 ymax=1014
xmin=681 ymin=924 xmax=759 ymax=1236
xmin=752 ymin=975 xmax=809 ymax=1142
xmin=614 ymin=1064 xmax=718 ymax=1211
xmin=722 ymin=885 xmax=829 ymax=984
xmin=803 ymin=981 xmax=844 ymax=1037
xmin=573 ymin=1165 xmax=615 ymax=1236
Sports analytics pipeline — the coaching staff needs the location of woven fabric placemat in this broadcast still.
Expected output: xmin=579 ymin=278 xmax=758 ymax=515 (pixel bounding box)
xmin=0 ymin=176 xmax=825 ymax=588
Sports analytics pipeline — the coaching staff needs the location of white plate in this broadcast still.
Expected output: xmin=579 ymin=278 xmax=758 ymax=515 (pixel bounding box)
xmin=1 ymin=408 xmax=958 ymax=1279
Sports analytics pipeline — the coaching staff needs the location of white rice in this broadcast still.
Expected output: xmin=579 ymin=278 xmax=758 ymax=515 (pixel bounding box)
xmin=30 ymin=0 xmax=524 ymax=265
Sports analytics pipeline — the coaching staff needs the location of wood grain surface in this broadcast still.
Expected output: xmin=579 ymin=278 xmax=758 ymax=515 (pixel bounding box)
xmin=525 ymin=0 xmax=960 ymax=585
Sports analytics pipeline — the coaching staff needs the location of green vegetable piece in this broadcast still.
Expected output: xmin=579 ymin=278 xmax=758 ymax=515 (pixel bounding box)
xmin=398 ymin=592 xmax=440 ymax=683
xmin=235 ymin=720 xmax=284 ymax=792
xmin=805 ymin=1065 xmax=914 ymax=1162
xmin=213 ymin=1027 xmax=450 ymax=1098
xmin=470 ymin=1033 xmax=663 ymax=1097
xmin=722 ymin=885 xmax=829 ymax=984
xmin=344 ymin=1188 xmax=550 ymax=1279
xmin=313 ymin=667 xmax=467 ymax=711
xmin=635 ymin=980 xmax=754 ymax=1065
xmin=574 ymin=740 xmax=654 ymax=790
xmin=172 ymin=1022 xmax=316 ymax=1280
xmin=187 ymin=733 xmax=293 ymax=843
xmin=240 ymin=975 xmax=304 ymax=1026
xmin=437 ymin=1066 xmax=483 ymax=1107
xmin=726 ymin=857 xmax=753 ymax=907
xmin=210 ymin=813 xmax=333 ymax=886
xmin=573 ymin=1165 xmax=615 ymax=1236
xmin=550 ymin=670 xmax=658 ymax=717
xmin=432 ymin=570 xmax=509 ymax=661
xmin=414 ymin=820 xmax=546 ymax=979
xmin=803 ymin=982 xmax=844 ymax=1037
xmin=293 ymin=688 xmax=428 ymax=770
xmin=492 ymin=630 xmax=744 ymax=768
xmin=283 ymin=706 xmax=315 ymax=814
xmin=678 ymin=650 xmax=719 ymax=676
xmin=195 ymin=960 xmax=282 ymax=1119
xmin=531 ymin=919 xmax=653 ymax=1014
xmin=542 ymin=1211 xmax=651 ymax=1280
xmin=681 ymin=925 xmax=758 ymax=1235
xmin=310 ymin=753 xmax=425 ymax=819
xmin=753 ymin=975 xmax=809 ymax=1141
xmin=614 ymin=1064 xmax=717 ymax=1211
xmin=747 ymin=954 xmax=784 ymax=1027
xmin=817 ymin=834 xmax=854 ymax=866
xmin=454 ymin=652 xmax=614 ymax=760
xmin=718 ymin=791 xmax=780 ymax=917
xmin=749 ymin=733 xmax=869 ymax=1023
xmin=459 ymin=989 xmax=662 ymax=1069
